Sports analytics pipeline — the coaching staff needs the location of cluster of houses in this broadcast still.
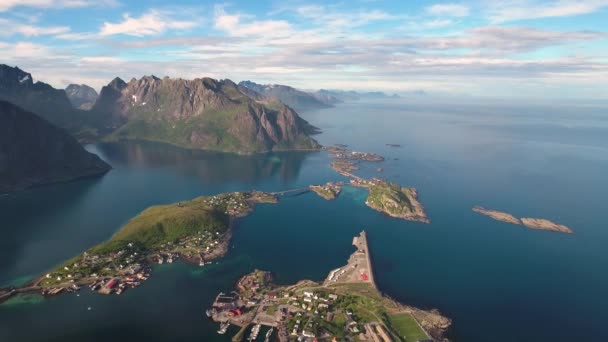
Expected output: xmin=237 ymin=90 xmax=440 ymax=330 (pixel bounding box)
xmin=203 ymin=192 xmax=253 ymax=216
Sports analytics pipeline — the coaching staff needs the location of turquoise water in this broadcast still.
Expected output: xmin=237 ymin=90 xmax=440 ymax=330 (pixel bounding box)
xmin=1 ymin=99 xmax=607 ymax=341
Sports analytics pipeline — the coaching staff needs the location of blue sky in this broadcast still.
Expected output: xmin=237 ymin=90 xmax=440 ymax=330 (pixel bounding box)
xmin=0 ymin=0 xmax=607 ymax=98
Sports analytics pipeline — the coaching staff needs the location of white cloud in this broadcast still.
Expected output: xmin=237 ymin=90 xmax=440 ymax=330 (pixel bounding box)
xmin=0 ymin=19 xmax=70 ymax=37
xmin=426 ymin=3 xmax=470 ymax=17
xmin=486 ymin=0 xmax=608 ymax=23
xmin=421 ymin=19 xmax=455 ymax=29
xmin=100 ymin=9 xmax=198 ymax=37
xmin=214 ymin=7 xmax=292 ymax=38
xmin=0 ymin=0 xmax=119 ymax=12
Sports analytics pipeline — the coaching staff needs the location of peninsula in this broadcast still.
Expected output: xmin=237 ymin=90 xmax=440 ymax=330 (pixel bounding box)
xmin=309 ymin=182 xmax=343 ymax=200
xmin=207 ymin=232 xmax=451 ymax=341
xmin=0 ymin=191 xmax=278 ymax=302
xmin=473 ymin=206 xmax=573 ymax=234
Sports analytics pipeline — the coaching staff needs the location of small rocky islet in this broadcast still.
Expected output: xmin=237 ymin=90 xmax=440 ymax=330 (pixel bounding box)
xmin=473 ymin=206 xmax=573 ymax=234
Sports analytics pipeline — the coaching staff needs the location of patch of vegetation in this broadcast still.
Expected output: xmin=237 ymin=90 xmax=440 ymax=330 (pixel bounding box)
xmin=364 ymin=180 xmax=428 ymax=222
xmin=388 ymin=313 xmax=428 ymax=342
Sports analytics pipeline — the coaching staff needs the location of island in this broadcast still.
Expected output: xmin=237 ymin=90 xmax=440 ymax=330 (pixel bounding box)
xmin=206 ymin=232 xmax=451 ymax=341
xmin=520 ymin=218 xmax=573 ymax=234
xmin=330 ymin=160 xmax=359 ymax=177
xmin=472 ymin=207 xmax=521 ymax=225
xmin=0 ymin=191 xmax=278 ymax=302
xmin=309 ymin=182 xmax=343 ymax=200
xmin=325 ymin=145 xmax=385 ymax=163
xmin=324 ymin=145 xmax=429 ymax=224
xmin=351 ymin=178 xmax=429 ymax=224
xmin=473 ymin=206 xmax=573 ymax=234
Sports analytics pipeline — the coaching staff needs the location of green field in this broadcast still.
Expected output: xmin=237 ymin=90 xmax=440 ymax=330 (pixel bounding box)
xmin=388 ymin=313 xmax=429 ymax=342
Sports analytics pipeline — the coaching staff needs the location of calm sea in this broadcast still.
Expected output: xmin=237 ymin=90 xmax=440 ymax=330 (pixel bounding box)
xmin=1 ymin=99 xmax=607 ymax=341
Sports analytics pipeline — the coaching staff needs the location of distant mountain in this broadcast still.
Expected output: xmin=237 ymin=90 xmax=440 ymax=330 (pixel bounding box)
xmin=66 ymin=84 xmax=98 ymax=110
xmin=0 ymin=100 xmax=110 ymax=193
xmin=311 ymin=89 xmax=343 ymax=106
xmin=91 ymin=76 xmax=320 ymax=153
xmin=0 ymin=64 xmax=84 ymax=130
xmin=312 ymin=89 xmax=406 ymax=101
xmin=239 ymin=80 xmax=330 ymax=112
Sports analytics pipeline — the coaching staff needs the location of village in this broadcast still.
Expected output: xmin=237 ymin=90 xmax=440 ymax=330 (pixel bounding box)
xmin=206 ymin=232 xmax=449 ymax=342
xmin=7 ymin=191 xmax=280 ymax=300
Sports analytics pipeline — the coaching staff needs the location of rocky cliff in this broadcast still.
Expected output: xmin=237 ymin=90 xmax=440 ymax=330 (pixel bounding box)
xmin=92 ymin=76 xmax=320 ymax=153
xmin=0 ymin=101 xmax=111 ymax=193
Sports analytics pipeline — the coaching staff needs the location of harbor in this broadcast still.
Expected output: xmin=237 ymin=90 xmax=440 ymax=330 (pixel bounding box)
xmin=204 ymin=232 xmax=450 ymax=341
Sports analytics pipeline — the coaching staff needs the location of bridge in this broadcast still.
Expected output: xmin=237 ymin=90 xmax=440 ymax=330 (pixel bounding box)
xmin=270 ymin=188 xmax=310 ymax=197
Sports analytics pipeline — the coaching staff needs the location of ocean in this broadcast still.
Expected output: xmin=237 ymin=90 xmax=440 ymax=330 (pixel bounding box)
xmin=1 ymin=98 xmax=607 ymax=341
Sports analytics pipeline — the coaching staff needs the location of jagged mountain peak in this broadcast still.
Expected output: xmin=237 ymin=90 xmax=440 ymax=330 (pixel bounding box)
xmin=92 ymin=74 xmax=320 ymax=153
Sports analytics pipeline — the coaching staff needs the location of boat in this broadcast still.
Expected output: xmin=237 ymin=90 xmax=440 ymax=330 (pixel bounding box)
xmin=265 ymin=328 xmax=273 ymax=342
xmin=205 ymin=308 xmax=217 ymax=318
xmin=248 ymin=324 xmax=261 ymax=341
xmin=199 ymin=260 xmax=205 ymax=267
xmin=217 ymin=322 xmax=230 ymax=334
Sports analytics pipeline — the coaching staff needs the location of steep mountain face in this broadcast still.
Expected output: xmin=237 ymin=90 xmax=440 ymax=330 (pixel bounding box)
xmin=92 ymin=76 xmax=320 ymax=153
xmin=0 ymin=101 xmax=111 ymax=193
xmin=238 ymin=80 xmax=330 ymax=112
xmin=66 ymin=84 xmax=98 ymax=110
xmin=0 ymin=64 xmax=83 ymax=130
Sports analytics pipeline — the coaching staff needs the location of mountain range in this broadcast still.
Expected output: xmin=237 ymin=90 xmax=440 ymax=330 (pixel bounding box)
xmin=238 ymin=80 xmax=332 ymax=112
xmin=0 ymin=100 xmax=110 ymax=193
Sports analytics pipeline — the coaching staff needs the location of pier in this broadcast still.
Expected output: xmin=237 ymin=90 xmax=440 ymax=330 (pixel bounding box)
xmin=324 ymin=230 xmax=376 ymax=289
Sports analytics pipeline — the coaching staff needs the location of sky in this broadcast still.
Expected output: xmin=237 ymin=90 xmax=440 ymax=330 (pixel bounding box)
xmin=0 ymin=0 xmax=607 ymax=99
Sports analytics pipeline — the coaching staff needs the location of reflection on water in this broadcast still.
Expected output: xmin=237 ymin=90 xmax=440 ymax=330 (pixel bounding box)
xmin=90 ymin=141 xmax=315 ymax=185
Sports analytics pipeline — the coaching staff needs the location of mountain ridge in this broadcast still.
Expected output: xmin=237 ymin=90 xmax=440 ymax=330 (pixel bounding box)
xmin=0 ymin=64 xmax=85 ymax=130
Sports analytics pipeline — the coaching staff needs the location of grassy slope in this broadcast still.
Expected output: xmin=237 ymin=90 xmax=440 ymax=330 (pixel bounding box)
xmin=109 ymin=199 xmax=228 ymax=249
xmin=62 ymin=197 xmax=228 ymax=263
